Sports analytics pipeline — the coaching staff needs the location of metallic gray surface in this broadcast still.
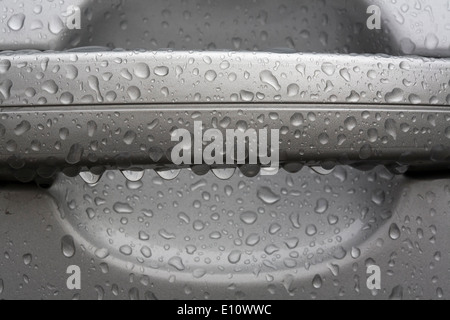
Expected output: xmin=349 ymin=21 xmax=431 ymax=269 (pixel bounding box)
xmin=0 ymin=0 xmax=449 ymax=300
xmin=1 ymin=51 xmax=449 ymax=106
xmin=1 ymin=167 xmax=449 ymax=299
xmin=1 ymin=104 xmax=450 ymax=183
xmin=1 ymin=0 xmax=449 ymax=57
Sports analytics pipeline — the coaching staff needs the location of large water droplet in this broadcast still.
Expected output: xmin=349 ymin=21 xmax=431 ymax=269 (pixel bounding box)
xmin=113 ymin=202 xmax=133 ymax=214
xmin=314 ymin=198 xmax=329 ymax=214
xmin=133 ymin=63 xmax=150 ymax=79
xmin=61 ymin=235 xmax=76 ymax=258
xmin=168 ymin=256 xmax=185 ymax=271
xmin=205 ymin=70 xmax=217 ymax=82
xmin=66 ymin=144 xmax=84 ymax=164
xmin=321 ymin=62 xmax=336 ymax=76
xmin=79 ymin=172 xmax=102 ymax=185
xmin=424 ymin=33 xmax=439 ymax=50
xmin=154 ymin=66 xmax=169 ymax=76
xmin=42 ymin=80 xmax=58 ymax=94
xmin=7 ymin=14 xmax=25 ymax=31
xmin=385 ymin=88 xmax=404 ymax=103
xmin=312 ymin=274 xmax=323 ymax=289
xmin=121 ymin=170 xmax=144 ymax=182
xmin=14 ymin=120 xmax=31 ymax=136
xmin=260 ymin=70 xmax=281 ymax=91
xmin=228 ymin=250 xmax=242 ymax=264
xmin=257 ymin=187 xmax=280 ymax=204
xmin=211 ymin=168 xmax=235 ymax=180
xmin=240 ymin=211 xmax=258 ymax=225
xmin=389 ymin=223 xmax=401 ymax=240
xmin=156 ymin=169 xmax=181 ymax=180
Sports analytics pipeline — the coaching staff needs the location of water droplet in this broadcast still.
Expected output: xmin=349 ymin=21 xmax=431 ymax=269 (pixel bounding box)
xmin=240 ymin=211 xmax=258 ymax=225
xmin=123 ymin=130 xmax=137 ymax=145
xmin=14 ymin=120 xmax=31 ymax=136
xmin=60 ymin=92 xmax=74 ymax=104
xmin=66 ymin=144 xmax=84 ymax=164
xmin=314 ymin=198 xmax=328 ymax=214
xmin=385 ymin=88 xmax=404 ymax=103
xmin=306 ymin=224 xmax=318 ymax=236
xmin=119 ymin=245 xmax=132 ymax=256
xmin=211 ymin=168 xmax=235 ymax=180
xmin=290 ymin=113 xmax=304 ymax=127
xmin=113 ymin=202 xmax=133 ymax=214
xmin=269 ymin=223 xmax=281 ymax=235
xmin=121 ymin=170 xmax=144 ymax=182
xmin=133 ymin=63 xmax=150 ymax=79
xmin=168 ymin=256 xmax=185 ymax=271
xmin=359 ymin=144 xmax=373 ymax=160
xmin=88 ymin=75 xmax=103 ymax=102
xmin=228 ymin=250 xmax=242 ymax=264
xmin=389 ymin=223 xmax=401 ymax=240
xmin=311 ymin=166 xmax=335 ymax=175
xmin=385 ymin=119 xmax=398 ymax=140
xmin=346 ymin=91 xmax=360 ymax=102
xmin=0 ymin=60 xmax=11 ymax=74
xmin=424 ymin=33 xmax=439 ymax=50
xmin=127 ymin=86 xmax=141 ymax=101
xmin=156 ymin=169 xmax=181 ymax=180
xmin=193 ymin=268 xmax=207 ymax=279
xmin=0 ymin=80 xmax=12 ymax=99
xmin=344 ymin=117 xmax=357 ymax=131
xmin=321 ymin=62 xmax=336 ymax=76
xmin=79 ymin=172 xmax=101 ymax=184
xmin=23 ymin=254 xmax=32 ymax=266
xmin=339 ymin=68 xmax=351 ymax=82
xmin=7 ymin=14 xmax=25 ymax=31
xmin=260 ymin=70 xmax=281 ymax=91
xmin=42 ymin=80 xmax=58 ymax=94
xmin=205 ymin=70 xmax=217 ymax=82
xmin=240 ymin=90 xmax=254 ymax=101
xmin=48 ymin=16 xmax=64 ymax=34
xmin=245 ymin=234 xmax=260 ymax=246
xmin=141 ymin=246 xmax=152 ymax=258
xmin=287 ymin=83 xmax=299 ymax=97
xmin=312 ymin=274 xmax=323 ymax=289
xmin=95 ymin=248 xmax=110 ymax=259
xmin=154 ymin=66 xmax=169 ymax=76
xmin=257 ymin=187 xmax=280 ymax=204
xmin=61 ymin=235 xmax=76 ymax=258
